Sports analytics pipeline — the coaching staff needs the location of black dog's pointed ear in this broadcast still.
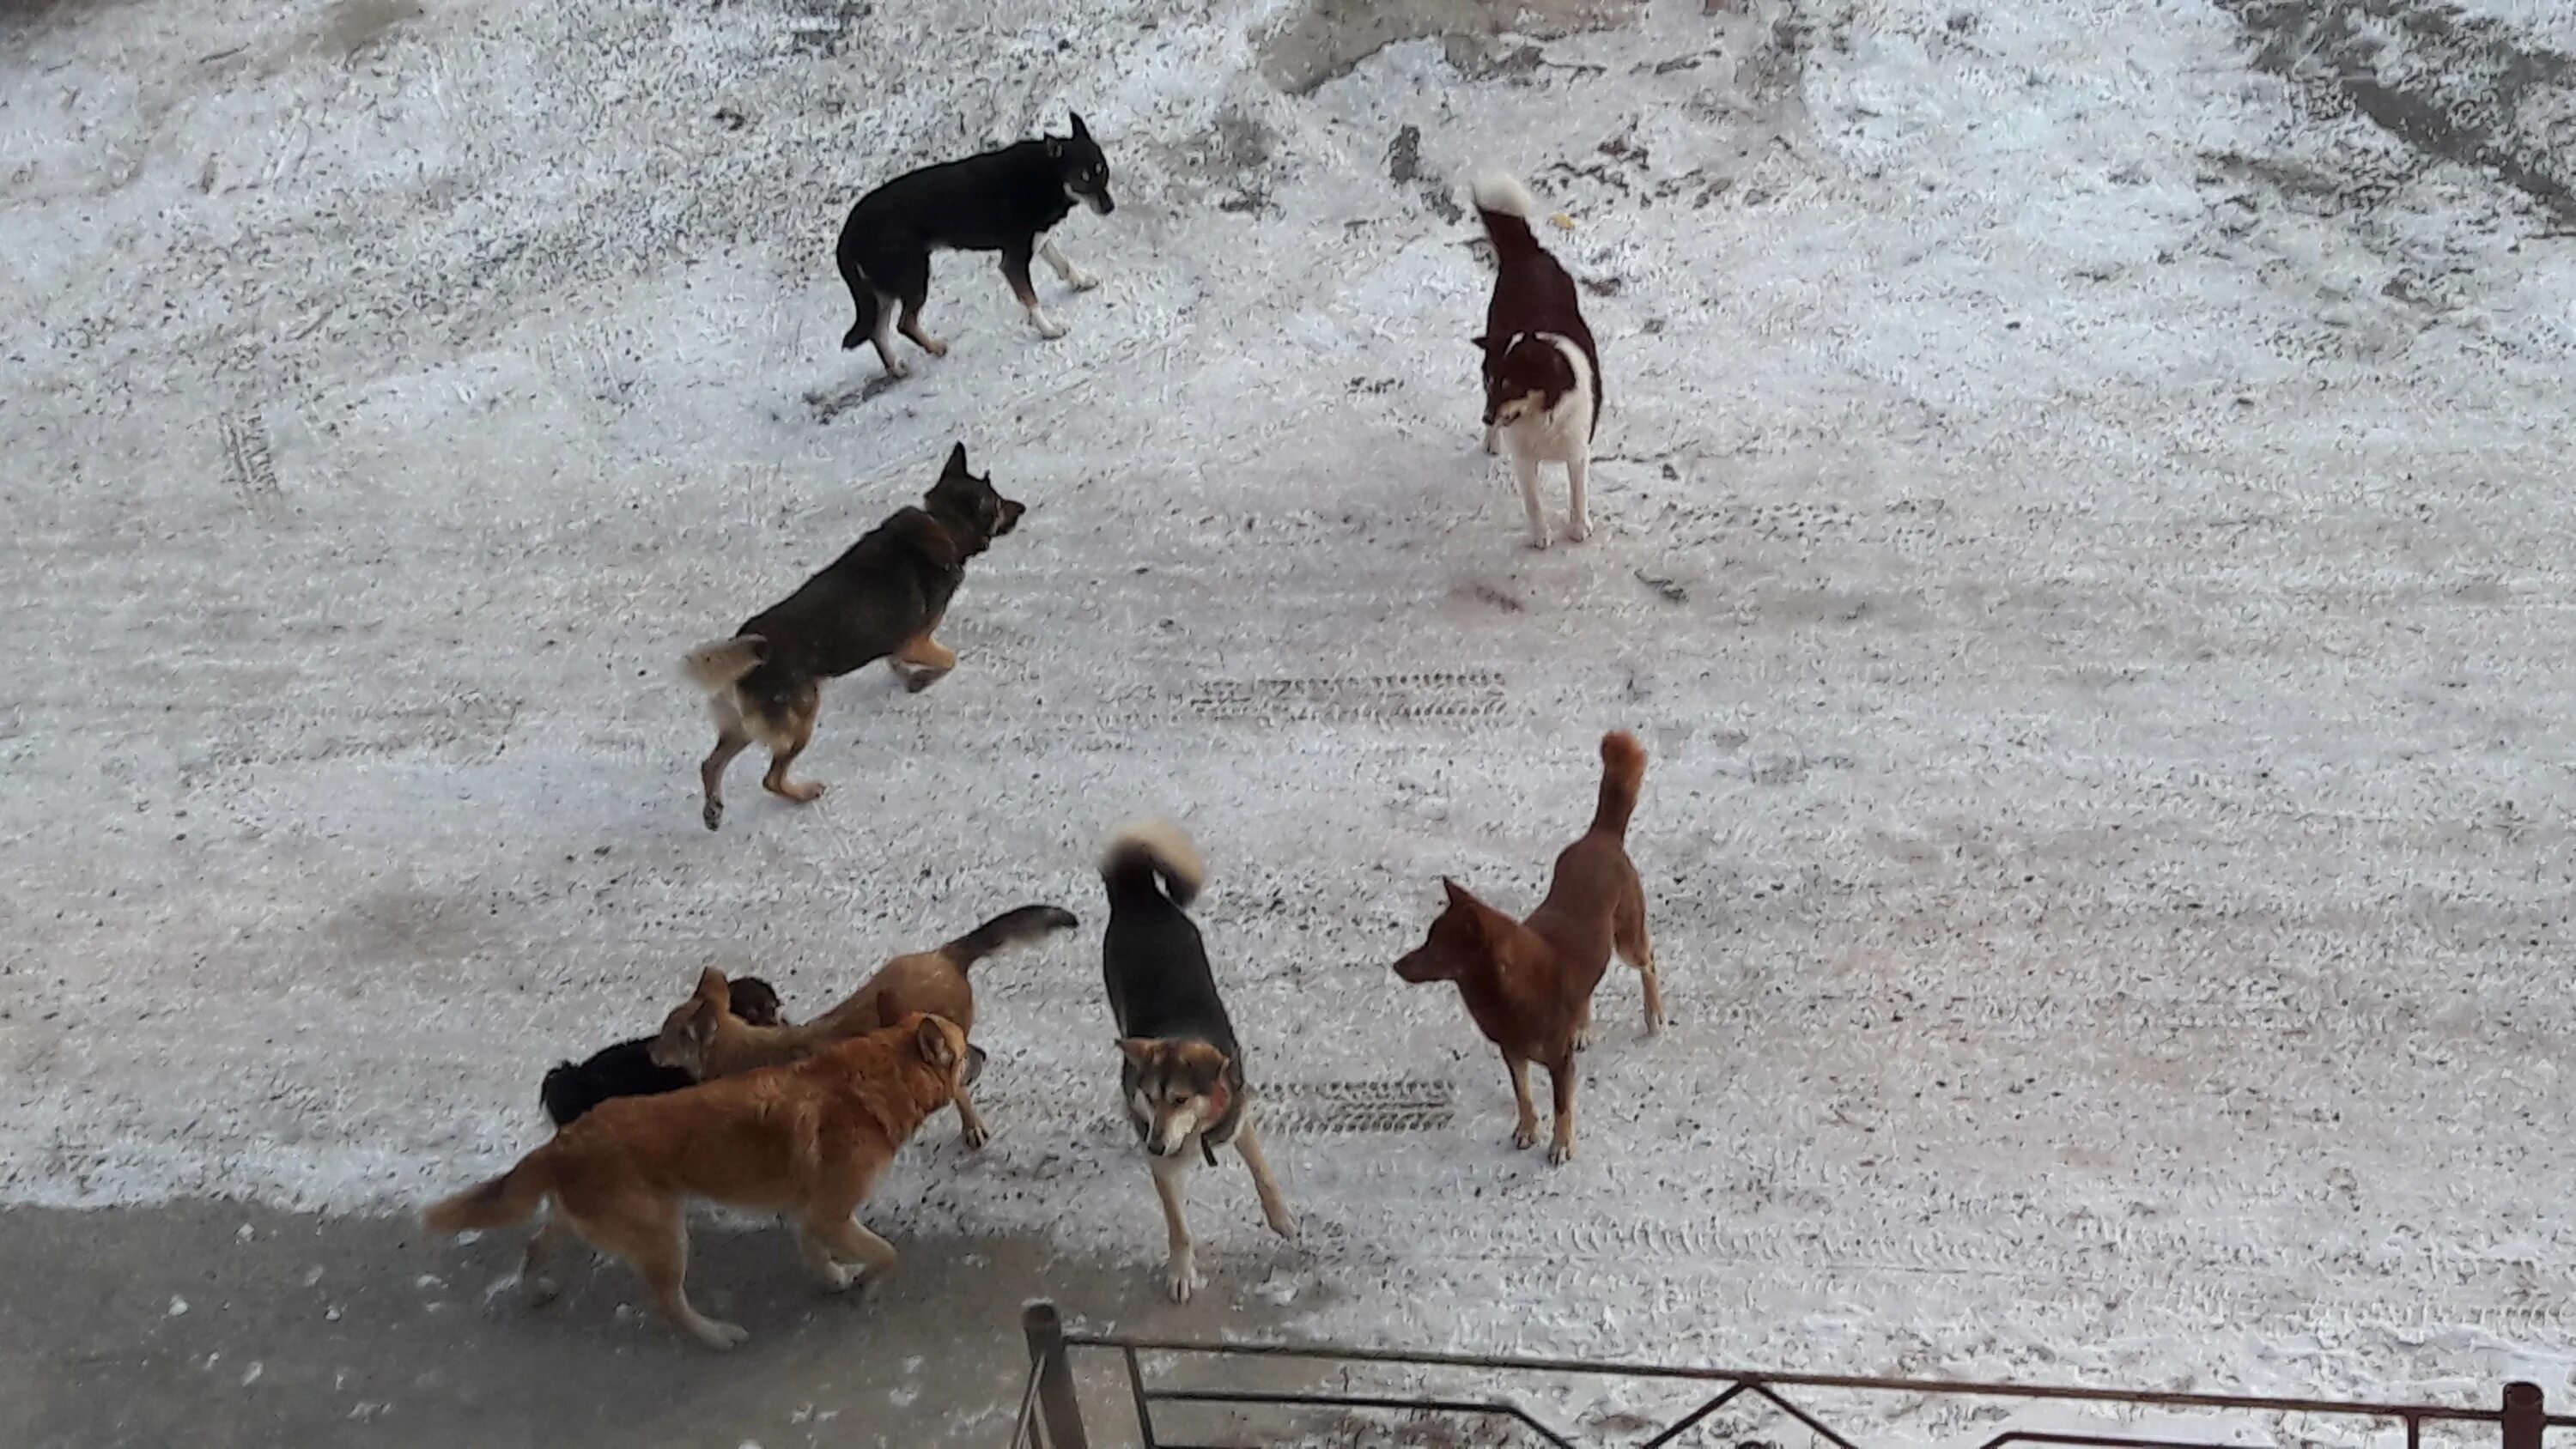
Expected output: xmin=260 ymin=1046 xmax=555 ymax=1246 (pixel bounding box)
xmin=943 ymin=441 xmax=969 ymax=476
xmin=1470 ymin=334 xmax=1492 ymax=354
xmin=1047 ymin=136 xmax=1064 ymax=158
xmin=1070 ymin=111 xmax=1091 ymax=141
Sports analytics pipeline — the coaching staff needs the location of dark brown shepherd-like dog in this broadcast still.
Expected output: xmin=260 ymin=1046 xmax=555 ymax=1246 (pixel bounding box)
xmin=681 ymin=443 xmax=1024 ymax=829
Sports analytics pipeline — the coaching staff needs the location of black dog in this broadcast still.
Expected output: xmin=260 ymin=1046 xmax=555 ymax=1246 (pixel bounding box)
xmin=1099 ymin=820 xmax=1296 ymax=1303
xmin=539 ymin=976 xmax=784 ymax=1128
xmin=681 ymin=443 xmax=1027 ymax=830
xmin=835 ymin=112 xmax=1115 ymax=379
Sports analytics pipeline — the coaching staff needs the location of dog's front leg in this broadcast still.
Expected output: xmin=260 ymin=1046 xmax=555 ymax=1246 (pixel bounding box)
xmin=890 ymin=633 xmax=958 ymax=694
xmin=1149 ymin=1152 xmax=1200 ymax=1301
xmin=1512 ymin=447 xmax=1550 ymax=549
xmin=1231 ymin=1116 xmax=1298 ymax=1240
xmin=1483 ymin=421 xmax=1503 ymax=457
xmin=1002 ymin=246 xmax=1068 ymax=340
xmin=951 ymin=1088 xmax=991 ymax=1149
xmin=1038 ymin=235 xmax=1099 ymax=291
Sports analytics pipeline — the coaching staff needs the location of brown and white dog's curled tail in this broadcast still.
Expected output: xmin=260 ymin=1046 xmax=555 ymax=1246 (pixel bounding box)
xmin=680 ymin=635 xmax=766 ymax=693
xmin=422 ymin=1148 xmax=554 ymax=1235
xmin=941 ymin=903 xmax=1082 ymax=972
xmin=1592 ymin=731 xmax=1647 ymax=839
xmin=1469 ymin=170 xmax=1543 ymax=259
xmin=1101 ymin=819 xmax=1206 ymax=909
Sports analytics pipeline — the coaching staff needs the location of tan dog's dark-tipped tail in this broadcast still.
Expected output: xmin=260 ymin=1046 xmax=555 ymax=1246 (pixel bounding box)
xmin=941 ymin=903 xmax=1081 ymax=971
xmin=1592 ymin=731 xmax=1646 ymax=838
xmin=423 ymin=1149 xmax=554 ymax=1235
xmin=681 ymin=636 xmax=767 ymax=693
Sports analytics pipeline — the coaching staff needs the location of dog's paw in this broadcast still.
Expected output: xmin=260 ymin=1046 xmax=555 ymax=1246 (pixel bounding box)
xmin=774 ymin=780 xmax=825 ymax=804
xmin=1067 ymin=268 xmax=1102 ymax=291
xmin=902 ymin=668 xmax=946 ymax=695
xmin=1564 ymin=515 xmax=1591 ymax=543
xmin=961 ymin=1123 xmax=990 ymax=1150
xmin=692 ymin=1319 xmax=752 ymax=1350
xmin=918 ymin=335 xmax=950 ymax=357
xmin=1511 ymin=1121 xmax=1540 ymax=1151
xmin=1572 ymin=1023 xmax=1595 ymax=1052
xmin=1483 ymin=427 xmax=1502 ymax=457
xmin=1036 ymin=319 xmax=1069 ymax=341
xmin=1264 ymin=1207 xmax=1299 ymax=1240
xmin=882 ymin=358 xmax=912 ymax=379
xmin=1528 ymin=529 xmax=1552 ymax=551
xmin=1546 ymin=1137 xmax=1575 ymax=1167
xmin=702 ymin=799 xmax=724 ymax=831
xmin=1163 ymin=1253 xmax=1200 ymax=1303
xmin=818 ymin=1260 xmax=860 ymax=1293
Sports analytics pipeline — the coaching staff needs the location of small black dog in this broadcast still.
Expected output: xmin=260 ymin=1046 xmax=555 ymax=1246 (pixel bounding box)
xmin=539 ymin=976 xmax=785 ymax=1128
xmin=835 ymin=112 xmax=1115 ymax=378
xmin=680 ymin=443 xmax=1027 ymax=830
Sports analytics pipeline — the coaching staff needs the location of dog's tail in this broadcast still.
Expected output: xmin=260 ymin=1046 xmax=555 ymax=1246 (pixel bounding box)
xmin=1101 ymin=819 xmax=1205 ymax=909
xmin=1591 ymin=731 xmax=1647 ymax=838
xmin=422 ymin=1147 xmax=556 ymax=1235
xmin=835 ymin=222 xmax=880 ymax=350
xmin=538 ymin=1063 xmax=592 ymax=1129
xmin=681 ymin=635 xmax=766 ymax=694
xmin=1470 ymin=170 xmax=1544 ymax=261
xmin=940 ymin=903 xmax=1082 ymax=972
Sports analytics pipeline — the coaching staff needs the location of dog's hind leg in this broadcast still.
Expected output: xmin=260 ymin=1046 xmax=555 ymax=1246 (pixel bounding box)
xmin=800 ymin=1212 xmax=900 ymax=1292
xmin=1564 ymin=449 xmax=1593 ymax=543
xmin=1502 ymin=1047 xmax=1540 ymax=1151
xmin=1615 ymin=882 xmax=1666 ymax=1034
xmin=1001 ymin=243 xmax=1067 ymax=340
xmin=700 ymin=710 xmax=754 ymax=832
xmin=1038 ymin=235 xmax=1099 ymax=291
xmin=895 ymin=293 xmax=948 ymax=359
xmin=1149 ymin=1152 xmax=1200 ymax=1302
xmin=595 ymin=1209 xmax=748 ymax=1349
xmin=518 ymin=1212 xmax=576 ymax=1306
xmin=1544 ymin=1053 xmax=1578 ymax=1167
xmin=1231 ymin=1116 xmax=1298 ymax=1240
xmin=759 ymin=686 xmax=825 ymax=805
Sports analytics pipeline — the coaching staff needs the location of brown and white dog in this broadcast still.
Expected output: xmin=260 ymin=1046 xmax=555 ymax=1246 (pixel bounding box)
xmin=424 ymin=1006 xmax=980 ymax=1349
xmin=1469 ymin=171 xmax=1602 ymax=550
xmin=1392 ymin=731 xmax=1663 ymax=1165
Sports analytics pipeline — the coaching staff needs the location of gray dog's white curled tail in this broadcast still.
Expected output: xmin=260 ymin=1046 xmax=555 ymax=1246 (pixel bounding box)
xmin=681 ymin=635 xmax=766 ymax=693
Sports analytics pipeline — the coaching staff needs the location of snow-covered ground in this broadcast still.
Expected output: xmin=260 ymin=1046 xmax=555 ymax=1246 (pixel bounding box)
xmin=6 ymin=0 xmax=2575 ymax=1434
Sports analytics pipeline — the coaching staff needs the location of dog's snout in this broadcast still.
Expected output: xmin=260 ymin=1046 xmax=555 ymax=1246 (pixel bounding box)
xmin=963 ymin=1045 xmax=987 ymax=1087
xmin=1089 ymin=191 xmax=1115 ymax=215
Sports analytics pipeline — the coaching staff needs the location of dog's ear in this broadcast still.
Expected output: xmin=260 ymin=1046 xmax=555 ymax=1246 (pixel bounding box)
xmin=682 ymin=997 xmax=721 ymax=1049
xmin=1069 ymin=111 xmax=1091 ymax=142
xmin=1470 ymin=334 xmax=1494 ymax=355
xmin=693 ymin=966 xmax=731 ymax=1009
xmin=1116 ymin=1037 xmax=1158 ymax=1070
xmin=943 ymin=441 xmax=969 ymax=477
xmin=914 ymin=1015 xmax=957 ymax=1069
xmin=1438 ymin=878 xmax=1487 ymax=934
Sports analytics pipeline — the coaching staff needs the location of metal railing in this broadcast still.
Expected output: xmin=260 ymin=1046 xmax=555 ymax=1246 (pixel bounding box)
xmin=1011 ymin=1300 xmax=2572 ymax=1449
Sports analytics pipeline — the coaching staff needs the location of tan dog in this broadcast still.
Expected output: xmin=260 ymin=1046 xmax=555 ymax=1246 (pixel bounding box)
xmin=650 ymin=903 xmax=1075 ymax=1148
xmin=423 ymin=1008 xmax=978 ymax=1349
xmin=1392 ymin=731 xmax=1663 ymax=1165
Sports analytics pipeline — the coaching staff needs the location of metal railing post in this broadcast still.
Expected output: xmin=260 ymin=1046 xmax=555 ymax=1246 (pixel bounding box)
xmin=1022 ymin=1300 xmax=1091 ymax=1449
xmin=2502 ymin=1382 xmax=2543 ymax=1449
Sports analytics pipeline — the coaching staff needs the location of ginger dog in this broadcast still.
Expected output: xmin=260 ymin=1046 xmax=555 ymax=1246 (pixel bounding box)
xmin=423 ymin=1007 xmax=979 ymax=1349
xmin=1392 ymin=731 xmax=1663 ymax=1165
xmin=650 ymin=903 xmax=1074 ymax=1147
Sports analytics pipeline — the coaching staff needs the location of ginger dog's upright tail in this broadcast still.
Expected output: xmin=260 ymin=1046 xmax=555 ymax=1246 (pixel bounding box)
xmin=1591 ymin=731 xmax=1647 ymax=838
xmin=422 ymin=1149 xmax=555 ymax=1235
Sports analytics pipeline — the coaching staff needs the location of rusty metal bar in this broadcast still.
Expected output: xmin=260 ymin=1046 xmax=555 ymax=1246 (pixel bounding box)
xmin=1126 ymin=1345 xmax=1157 ymax=1448
xmin=1980 ymin=1434 xmax=2243 ymax=1449
xmin=1021 ymin=1301 xmax=1091 ymax=1449
xmin=1061 ymin=1330 xmax=2575 ymax=1424
xmin=2504 ymin=1382 xmax=2544 ymax=1449
xmin=1139 ymin=1388 xmax=1577 ymax=1447
xmin=1638 ymin=1380 xmax=1755 ymax=1447
xmin=1750 ymin=1382 xmax=1867 ymax=1449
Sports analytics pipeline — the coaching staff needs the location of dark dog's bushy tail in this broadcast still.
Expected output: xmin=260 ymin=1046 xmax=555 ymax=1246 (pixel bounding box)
xmin=538 ymin=1063 xmax=593 ymax=1129
xmin=1470 ymin=171 xmax=1543 ymax=261
xmin=1101 ymin=819 xmax=1205 ymax=909
xmin=423 ymin=1149 xmax=554 ymax=1235
xmin=681 ymin=635 xmax=766 ymax=693
xmin=1592 ymin=731 xmax=1647 ymax=838
xmin=941 ymin=903 xmax=1081 ymax=971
